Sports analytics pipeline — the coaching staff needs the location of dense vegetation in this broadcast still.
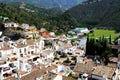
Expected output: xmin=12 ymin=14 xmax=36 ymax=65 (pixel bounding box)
xmin=0 ymin=3 xmax=78 ymax=34
xmin=0 ymin=3 xmax=47 ymax=27
xmin=86 ymin=35 xmax=116 ymax=65
xmin=66 ymin=0 xmax=120 ymax=31
xmin=1 ymin=0 xmax=120 ymax=34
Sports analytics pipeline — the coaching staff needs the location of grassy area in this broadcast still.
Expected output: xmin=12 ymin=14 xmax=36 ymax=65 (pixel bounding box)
xmin=88 ymin=29 xmax=117 ymax=40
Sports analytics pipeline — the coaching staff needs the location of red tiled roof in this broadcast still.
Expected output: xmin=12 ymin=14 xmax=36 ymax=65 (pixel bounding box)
xmin=74 ymin=61 xmax=95 ymax=73
xmin=5 ymin=65 xmax=57 ymax=80
xmin=0 ymin=45 xmax=13 ymax=50
xmin=92 ymin=66 xmax=116 ymax=79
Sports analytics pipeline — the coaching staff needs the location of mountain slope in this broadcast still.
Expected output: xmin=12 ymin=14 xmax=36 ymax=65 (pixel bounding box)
xmin=0 ymin=3 xmax=78 ymax=33
xmin=0 ymin=0 xmax=86 ymax=9
xmin=0 ymin=3 xmax=46 ymax=26
xmin=66 ymin=0 xmax=120 ymax=31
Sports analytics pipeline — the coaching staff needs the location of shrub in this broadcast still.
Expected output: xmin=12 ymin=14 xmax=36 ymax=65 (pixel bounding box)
xmin=71 ymin=56 xmax=76 ymax=60
xmin=54 ymin=57 xmax=59 ymax=60
xmin=60 ymin=54 xmax=67 ymax=58
xmin=63 ymin=58 xmax=71 ymax=63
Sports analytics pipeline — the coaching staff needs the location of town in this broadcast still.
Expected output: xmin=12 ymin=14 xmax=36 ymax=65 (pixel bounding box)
xmin=0 ymin=16 xmax=120 ymax=80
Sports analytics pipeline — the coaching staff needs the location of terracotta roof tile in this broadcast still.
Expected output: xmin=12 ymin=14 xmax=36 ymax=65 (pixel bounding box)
xmin=5 ymin=65 xmax=57 ymax=80
xmin=107 ymin=63 xmax=117 ymax=68
xmin=41 ymin=50 xmax=54 ymax=55
xmin=109 ymin=57 xmax=118 ymax=63
xmin=92 ymin=66 xmax=116 ymax=79
xmin=16 ymin=39 xmax=35 ymax=48
xmin=74 ymin=61 xmax=95 ymax=73
xmin=21 ymin=65 xmax=57 ymax=80
xmin=0 ymin=45 xmax=13 ymax=50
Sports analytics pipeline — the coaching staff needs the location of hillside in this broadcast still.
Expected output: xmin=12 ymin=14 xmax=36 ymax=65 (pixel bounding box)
xmin=0 ymin=3 xmax=49 ymax=27
xmin=8 ymin=2 xmax=65 ymax=15
xmin=0 ymin=3 xmax=78 ymax=34
xmin=0 ymin=0 xmax=86 ymax=9
xmin=66 ymin=0 xmax=120 ymax=31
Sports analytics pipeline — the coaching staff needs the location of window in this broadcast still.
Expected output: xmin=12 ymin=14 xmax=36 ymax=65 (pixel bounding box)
xmin=0 ymin=52 xmax=1 ymax=57
xmin=9 ymin=63 xmax=14 ymax=67
xmin=33 ymin=57 xmax=39 ymax=61
xmin=28 ymin=52 xmax=30 ymax=54
xmin=20 ymin=54 xmax=23 ymax=57
xmin=31 ymin=51 xmax=34 ymax=54
xmin=24 ymin=48 xmax=26 ymax=52
xmin=24 ymin=48 xmax=27 ymax=55
xmin=13 ymin=53 xmax=16 ymax=55
xmin=19 ymin=49 xmax=21 ymax=53
xmin=27 ymin=59 xmax=32 ymax=63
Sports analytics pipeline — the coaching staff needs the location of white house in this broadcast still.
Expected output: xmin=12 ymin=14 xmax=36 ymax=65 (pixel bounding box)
xmin=39 ymin=39 xmax=45 ymax=50
xmin=50 ymin=32 xmax=56 ymax=37
xmin=19 ymin=59 xmax=32 ymax=72
xmin=71 ymin=27 xmax=89 ymax=34
xmin=0 ymin=37 xmax=47 ymax=79
xmin=0 ymin=43 xmax=19 ymax=79
xmin=21 ymin=23 xmax=30 ymax=30
xmin=4 ymin=22 xmax=19 ymax=28
xmin=40 ymin=49 xmax=55 ymax=59
xmin=51 ymin=65 xmax=72 ymax=77
xmin=0 ymin=62 xmax=18 ymax=80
